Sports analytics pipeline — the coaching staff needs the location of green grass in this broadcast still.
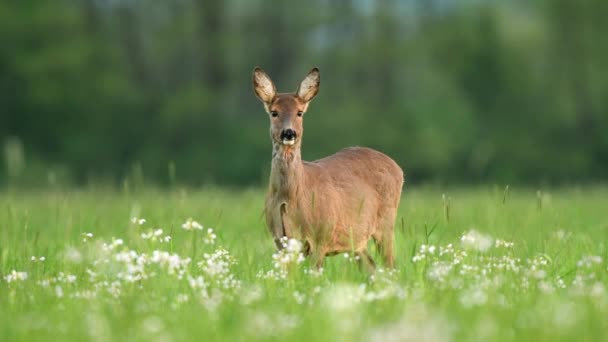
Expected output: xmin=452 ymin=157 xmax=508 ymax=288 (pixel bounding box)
xmin=1 ymin=186 xmax=607 ymax=341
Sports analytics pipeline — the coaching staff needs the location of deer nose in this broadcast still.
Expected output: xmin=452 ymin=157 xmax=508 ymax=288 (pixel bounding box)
xmin=280 ymin=129 xmax=297 ymax=141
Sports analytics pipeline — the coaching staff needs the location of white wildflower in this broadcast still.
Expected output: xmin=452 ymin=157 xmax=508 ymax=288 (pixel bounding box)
xmin=460 ymin=229 xmax=493 ymax=252
xmin=293 ymin=291 xmax=306 ymax=304
xmin=590 ymin=282 xmax=606 ymax=298
xmin=72 ymin=290 xmax=97 ymax=300
xmin=203 ymin=228 xmax=217 ymax=244
xmin=577 ymin=255 xmax=603 ymax=269
xmin=247 ymin=312 xmax=299 ymax=338
xmin=323 ymin=283 xmax=365 ymax=312
xmin=439 ymin=244 xmax=454 ymax=256
xmin=82 ymin=232 xmax=94 ymax=242
xmin=367 ymin=304 xmax=452 ymax=342
xmin=106 ymin=281 xmax=122 ymax=298
xmin=64 ymin=246 xmax=83 ymax=263
xmin=150 ymin=250 xmax=191 ymax=277
xmin=460 ymin=287 xmax=488 ymax=308
xmin=529 ymin=269 xmax=546 ymax=279
xmin=538 ymin=281 xmax=555 ymax=294
xmin=188 ymin=275 xmax=207 ymax=290
xmin=412 ymin=254 xmax=425 ymax=263
xmin=55 ymin=285 xmax=64 ymax=298
xmin=176 ymin=293 xmax=189 ymax=304
xmin=102 ymin=238 xmax=124 ymax=252
xmin=256 ymin=268 xmax=288 ymax=280
xmin=412 ymin=244 xmax=438 ymax=262
xmin=197 ymin=248 xmax=240 ymax=290
xmin=427 ymin=261 xmax=453 ymax=283
xmin=272 ymin=238 xmax=305 ymax=271
xmin=304 ymin=267 xmax=324 ymax=278
xmin=200 ymin=289 xmax=224 ymax=312
xmin=4 ymin=270 xmax=28 ymax=283
xmin=286 ymin=239 xmax=303 ymax=253
xmin=343 ymin=252 xmax=360 ymax=263
xmin=131 ymin=217 xmax=146 ymax=225
xmin=141 ymin=228 xmax=170 ymax=243
xmin=494 ymin=239 xmax=514 ymax=248
xmin=240 ymin=285 xmax=264 ymax=305
xmin=182 ymin=218 xmax=203 ymax=231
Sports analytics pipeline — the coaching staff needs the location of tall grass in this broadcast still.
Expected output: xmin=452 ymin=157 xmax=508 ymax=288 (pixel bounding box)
xmin=1 ymin=186 xmax=607 ymax=341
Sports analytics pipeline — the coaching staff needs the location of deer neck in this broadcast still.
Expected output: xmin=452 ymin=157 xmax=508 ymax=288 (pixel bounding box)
xmin=270 ymin=141 xmax=304 ymax=202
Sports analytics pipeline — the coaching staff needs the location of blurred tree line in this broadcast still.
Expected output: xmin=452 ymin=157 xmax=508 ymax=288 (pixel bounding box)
xmin=1 ymin=0 xmax=607 ymax=187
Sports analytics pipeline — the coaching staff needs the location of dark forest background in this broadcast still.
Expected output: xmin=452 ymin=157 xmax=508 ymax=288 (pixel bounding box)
xmin=1 ymin=0 xmax=607 ymax=187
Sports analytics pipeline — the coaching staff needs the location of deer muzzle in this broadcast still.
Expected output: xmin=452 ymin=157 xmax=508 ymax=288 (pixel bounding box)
xmin=280 ymin=129 xmax=297 ymax=145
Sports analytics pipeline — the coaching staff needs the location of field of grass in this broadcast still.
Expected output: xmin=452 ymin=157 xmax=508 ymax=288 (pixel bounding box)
xmin=1 ymin=186 xmax=607 ymax=341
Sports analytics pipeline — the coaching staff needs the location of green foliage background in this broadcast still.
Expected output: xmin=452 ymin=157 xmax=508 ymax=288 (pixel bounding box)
xmin=1 ymin=0 xmax=607 ymax=186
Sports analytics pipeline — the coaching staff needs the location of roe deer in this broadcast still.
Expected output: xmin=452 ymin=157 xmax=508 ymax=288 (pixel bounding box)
xmin=252 ymin=67 xmax=404 ymax=270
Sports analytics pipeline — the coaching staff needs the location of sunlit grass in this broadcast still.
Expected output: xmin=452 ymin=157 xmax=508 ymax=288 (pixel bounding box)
xmin=1 ymin=186 xmax=607 ymax=341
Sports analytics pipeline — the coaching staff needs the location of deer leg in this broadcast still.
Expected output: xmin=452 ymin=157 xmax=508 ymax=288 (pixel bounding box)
xmin=374 ymin=231 xmax=395 ymax=268
xmin=375 ymin=206 xmax=397 ymax=268
xmin=269 ymin=203 xmax=287 ymax=249
xmin=356 ymin=251 xmax=376 ymax=273
xmin=312 ymin=254 xmax=325 ymax=270
xmin=379 ymin=236 xmax=395 ymax=268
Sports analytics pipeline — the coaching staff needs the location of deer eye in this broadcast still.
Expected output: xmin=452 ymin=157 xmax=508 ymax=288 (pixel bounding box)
xmin=297 ymin=111 xmax=303 ymax=117
xmin=271 ymin=111 xmax=278 ymax=117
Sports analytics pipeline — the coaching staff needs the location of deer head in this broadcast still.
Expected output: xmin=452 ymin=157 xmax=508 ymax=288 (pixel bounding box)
xmin=252 ymin=67 xmax=320 ymax=149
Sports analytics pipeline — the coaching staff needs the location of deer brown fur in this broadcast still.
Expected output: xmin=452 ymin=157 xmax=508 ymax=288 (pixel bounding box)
xmin=252 ymin=67 xmax=404 ymax=270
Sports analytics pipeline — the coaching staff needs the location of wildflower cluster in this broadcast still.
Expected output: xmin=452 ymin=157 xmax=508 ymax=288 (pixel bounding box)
xmin=141 ymin=228 xmax=171 ymax=243
xmin=258 ymin=237 xmax=306 ymax=280
xmin=181 ymin=218 xmax=203 ymax=231
xmin=4 ymin=270 xmax=28 ymax=283
xmin=460 ymin=229 xmax=493 ymax=252
xmin=6 ymin=217 xmax=241 ymax=309
xmin=198 ymin=248 xmax=240 ymax=290
xmin=410 ymin=230 xmax=608 ymax=309
xmin=343 ymin=252 xmax=361 ymax=263
xmin=131 ymin=217 xmax=146 ymax=225
xmin=570 ymin=255 xmax=606 ymax=298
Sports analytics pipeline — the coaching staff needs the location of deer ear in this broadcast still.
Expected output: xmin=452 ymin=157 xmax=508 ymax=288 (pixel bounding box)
xmin=252 ymin=67 xmax=276 ymax=103
xmin=296 ymin=68 xmax=320 ymax=103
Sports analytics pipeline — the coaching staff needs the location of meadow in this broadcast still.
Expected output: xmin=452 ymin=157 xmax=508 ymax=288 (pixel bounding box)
xmin=1 ymin=186 xmax=607 ymax=341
